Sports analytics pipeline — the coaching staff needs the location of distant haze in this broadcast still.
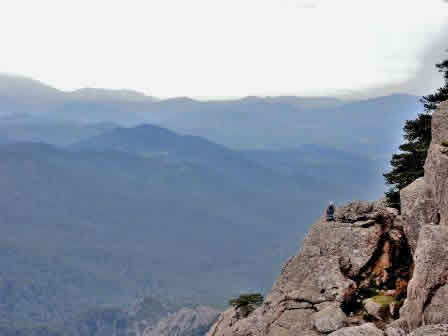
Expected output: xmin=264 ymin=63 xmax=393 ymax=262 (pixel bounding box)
xmin=1 ymin=0 xmax=447 ymax=99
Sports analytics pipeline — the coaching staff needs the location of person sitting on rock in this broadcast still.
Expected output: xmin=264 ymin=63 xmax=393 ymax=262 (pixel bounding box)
xmin=326 ymin=201 xmax=335 ymax=221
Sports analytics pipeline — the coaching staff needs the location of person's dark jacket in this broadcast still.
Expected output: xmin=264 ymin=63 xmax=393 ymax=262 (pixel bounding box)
xmin=326 ymin=205 xmax=335 ymax=221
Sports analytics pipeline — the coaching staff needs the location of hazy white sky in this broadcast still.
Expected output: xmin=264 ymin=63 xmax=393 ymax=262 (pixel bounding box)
xmin=1 ymin=0 xmax=447 ymax=99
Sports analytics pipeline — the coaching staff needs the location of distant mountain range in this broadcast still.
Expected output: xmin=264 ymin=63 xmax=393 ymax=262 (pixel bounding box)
xmin=0 ymin=75 xmax=422 ymax=157
xmin=72 ymin=124 xmax=305 ymax=188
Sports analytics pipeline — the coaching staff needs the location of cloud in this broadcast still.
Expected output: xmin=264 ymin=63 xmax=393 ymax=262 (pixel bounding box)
xmin=1 ymin=0 xmax=447 ymax=98
xmin=299 ymin=3 xmax=318 ymax=8
xmin=281 ymin=0 xmax=320 ymax=9
xmin=295 ymin=1 xmax=319 ymax=8
xmin=338 ymin=24 xmax=448 ymax=100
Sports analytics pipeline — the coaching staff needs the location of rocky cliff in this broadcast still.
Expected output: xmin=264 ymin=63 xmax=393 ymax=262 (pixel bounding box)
xmin=206 ymin=101 xmax=448 ymax=336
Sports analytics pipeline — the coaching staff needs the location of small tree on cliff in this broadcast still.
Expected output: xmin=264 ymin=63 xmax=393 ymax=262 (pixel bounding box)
xmin=384 ymin=56 xmax=448 ymax=209
xmin=228 ymin=293 xmax=263 ymax=316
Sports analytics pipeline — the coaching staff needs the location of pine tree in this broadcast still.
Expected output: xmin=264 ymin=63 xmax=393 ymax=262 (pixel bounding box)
xmin=384 ymin=56 xmax=448 ymax=209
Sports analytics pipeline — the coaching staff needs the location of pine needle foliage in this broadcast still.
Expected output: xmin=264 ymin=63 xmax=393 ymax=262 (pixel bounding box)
xmin=384 ymin=55 xmax=448 ymax=209
xmin=228 ymin=293 xmax=264 ymax=312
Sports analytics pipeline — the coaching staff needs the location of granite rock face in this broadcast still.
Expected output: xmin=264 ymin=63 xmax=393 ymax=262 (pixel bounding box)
xmin=328 ymin=323 xmax=384 ymax=336
xmin=400 ymin=225 xmax=448 ymax=330
xmin=424 ymin=101 xmax=448 ymax=229
xmin=400 ymin=102 xmax=448 ymax=331
xmin=385 ymin=319 xmax=409 ymax=336
xmin=206 ymin=201 xmax=410 ymax=336
xmin=409 ymin=324 xmax=448 ymax=336
xmin=400 ymin=178 xmax=436 ymax=253
xmin=312 ymin=303 xmax=346 ymax=333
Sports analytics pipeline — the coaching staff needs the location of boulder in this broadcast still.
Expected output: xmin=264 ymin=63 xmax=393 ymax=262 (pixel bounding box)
xmin=328 ymin=323 xmax=384 ymax=336
xmin=385 ymin=319 xmax=409 ymax=336
xmin=385 ymin=327 xmax=407 ymax=336
xmin=311 ymin=303 xmax=346 ymax=333
xmin=267 ymin=309 xmax=314 ymax=336
xmin=401 ymin=225 xmax=448 ymax=330
xmin=409 ymin=324 xmax=448 ymax=336
xmin=400 ymin=178 xmax=437 ymax=253
xmin=400 ymin=178 xmax=426 ymax=218
xmin=334 ymin=201 xmax=382 ymax=223
xmin=423 ymin=284 xmax=448 ymax=325
xmin=364 ymin=297 xmax=391 ymax=321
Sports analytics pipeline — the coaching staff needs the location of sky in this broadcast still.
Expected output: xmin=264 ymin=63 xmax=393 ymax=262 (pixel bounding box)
xmin=1 ymin=0 xmax=447 ymax=99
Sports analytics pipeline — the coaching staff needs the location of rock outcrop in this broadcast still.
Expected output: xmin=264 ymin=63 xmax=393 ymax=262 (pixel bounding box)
xmin=207 ymin=201 xmax=412 ymax=336
xmin=399 ymin=177 xmax=436 ymax=253
xmin=408 ymin=324 xmax=448 ymax=336
xmin=328 ymin=323 xmax=384 ymax=336
xmin=424 ymin=102 xmax=448 ymax=228
xmin=207 ymin=101 xmax=448 ymax=336
xmin=399 ymin=101 xmax=448 ymax=332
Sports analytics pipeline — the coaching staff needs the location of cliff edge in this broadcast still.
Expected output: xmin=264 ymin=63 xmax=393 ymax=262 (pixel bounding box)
xmin=207 ymin=101 xmax=448 ymax=336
